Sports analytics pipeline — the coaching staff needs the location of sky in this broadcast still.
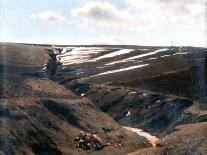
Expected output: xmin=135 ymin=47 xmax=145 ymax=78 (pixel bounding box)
xmin=0 ymin=0 xmax=206 ymax=47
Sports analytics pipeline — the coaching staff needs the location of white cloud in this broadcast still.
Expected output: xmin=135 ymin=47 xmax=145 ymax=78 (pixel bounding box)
xmin=71 ymin=0 xmax=206 ymax=30
xmin=31 ymin=11 xmax=65 ymax=22
xmin=89 ymin=35 xmax=129 ymax=45
xmin=125 ymin=0 xmax=206 ymax=28
xmin=71 ymin=1 xmax=142 ymax=30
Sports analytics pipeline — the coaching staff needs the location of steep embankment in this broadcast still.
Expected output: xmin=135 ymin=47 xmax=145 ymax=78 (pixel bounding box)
xmin=0 ymin=43 xmax=150 ymax=155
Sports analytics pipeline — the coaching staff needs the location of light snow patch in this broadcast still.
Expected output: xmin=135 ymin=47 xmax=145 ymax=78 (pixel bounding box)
xmin=128 ymin=91 xmax=136 ymax=95
xmin=138 ymin=49 xmax=149 ymax=51
xmin=126 ymin=48 xmax=168 ymax=60
xmin=126 ymin=111 xmax=131 ymax=117
xmin=161 ymin=55 xmax=171 ymax=58
xmin=93 ymin=49 xmax=134 ymax=61
xmin=90 ymin=64 xmax=149 ymax=77
xmin=155 ymin=100 xmax=161 ymax=103
xmin=76 ymin=72 xmax=84 ymax=75
xmin=173 ymin=52 xmax=190 ymax=55
xmin=147 ymin=57 xmax=158 ymax=60
xmin=59 ymin=47 xmax=107 ymax=65
xmin=142 ymin=93 xmax=147 ymax=96
xmin=106 ymin=48 xmax=168 ymax=65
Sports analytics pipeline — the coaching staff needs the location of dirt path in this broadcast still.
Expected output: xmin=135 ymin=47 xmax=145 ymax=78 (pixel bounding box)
xmin=123 ymin=126 xmax=158 ymax=147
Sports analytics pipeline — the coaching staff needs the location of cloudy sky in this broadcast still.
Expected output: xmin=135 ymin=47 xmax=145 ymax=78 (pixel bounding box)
xmin=0 ymin=0 xmax=206 ymax=47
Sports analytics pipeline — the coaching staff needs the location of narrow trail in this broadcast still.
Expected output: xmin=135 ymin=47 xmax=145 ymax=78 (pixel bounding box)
xmin=123 ymin=126 xmax=159 ymax=147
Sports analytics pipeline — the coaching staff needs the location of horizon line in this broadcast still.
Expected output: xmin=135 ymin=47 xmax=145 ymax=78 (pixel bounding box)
xmin=0 ymin=41 xmax=206 ymax=48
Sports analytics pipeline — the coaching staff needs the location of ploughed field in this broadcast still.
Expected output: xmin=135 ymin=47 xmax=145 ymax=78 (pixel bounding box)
xmin=0 ymin=43 xmax=207 ymax=154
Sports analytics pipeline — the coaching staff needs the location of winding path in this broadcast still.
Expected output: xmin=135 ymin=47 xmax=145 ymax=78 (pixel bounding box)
xmin=123 ymin=126 xmax=159 ymax=147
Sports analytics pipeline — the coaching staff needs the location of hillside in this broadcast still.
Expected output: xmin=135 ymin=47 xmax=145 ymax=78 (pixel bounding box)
xmin=49 ymin=45 xmax=207 ymax=154
xmin=0 ymin=43 xmax=206 ymax=154
xmin=0 ymin=43 xmax=150 ymax=155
